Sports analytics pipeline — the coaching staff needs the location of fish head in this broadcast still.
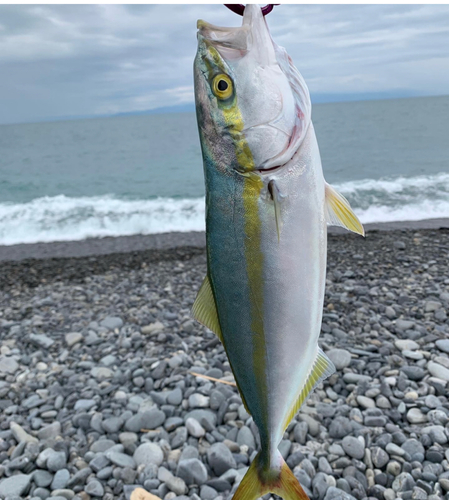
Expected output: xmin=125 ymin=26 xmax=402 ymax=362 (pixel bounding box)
xmin=194 ymin=4 xmax=311 ymax=174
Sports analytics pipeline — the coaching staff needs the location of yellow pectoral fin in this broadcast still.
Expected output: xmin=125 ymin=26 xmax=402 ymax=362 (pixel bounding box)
xmin=191 ymin=275 xmax=223 ymax=343
xmin=325 ymin=183 xmax=365 ymax=236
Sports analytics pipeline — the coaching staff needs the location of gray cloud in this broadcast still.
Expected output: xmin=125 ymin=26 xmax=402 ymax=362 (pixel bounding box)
xmin=0 ymin=4 xmax=448 ymax=124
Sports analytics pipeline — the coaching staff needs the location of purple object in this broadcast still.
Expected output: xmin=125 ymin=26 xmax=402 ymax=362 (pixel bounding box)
xmin=224 ymin=4 xmax=279 ymax=16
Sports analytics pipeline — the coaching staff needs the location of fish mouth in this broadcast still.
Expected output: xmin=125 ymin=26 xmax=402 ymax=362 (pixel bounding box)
xmin=256 ymin=164 xmax=284 ymax=175
xmin=197 ymin=5 xmax=273 ymax=57
xmin=197 ymin=19 xmax=251 ymax=54
xmin=235 ymin=163 xmax=284 ymax=176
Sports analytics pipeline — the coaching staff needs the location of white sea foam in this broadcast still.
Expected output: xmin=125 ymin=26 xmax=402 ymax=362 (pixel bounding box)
xmin=335 ymin=171 xmax=449 ymax=196
xmin=335 ymin=172 xmax=449 ymax=223
xmin=0 ymin=195 xmax=205 ymax=246
xmin=356 ymin=199 xmax=449 ymax=224
xmin=0 ymin=172 xmax=448 ymax=245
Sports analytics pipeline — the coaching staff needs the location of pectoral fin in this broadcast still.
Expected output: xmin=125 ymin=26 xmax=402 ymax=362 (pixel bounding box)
xmin=282 ymin=348 xmax=335 ymax=431
xmin=268 ymin=180 xmax=282 ymax=242
xmin=325 ymin=183 xmax=365 ymax=236
xmin=191 ymin=275 xmax=223 ymax=343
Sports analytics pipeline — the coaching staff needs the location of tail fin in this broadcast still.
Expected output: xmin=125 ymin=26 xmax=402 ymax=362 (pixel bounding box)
xmin=232 ymin=451 xmax=309 ymax=500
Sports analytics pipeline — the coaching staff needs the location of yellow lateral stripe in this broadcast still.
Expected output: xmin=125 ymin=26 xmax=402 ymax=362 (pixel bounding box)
xmin=243 ymin=173 xmax=267 ymax=426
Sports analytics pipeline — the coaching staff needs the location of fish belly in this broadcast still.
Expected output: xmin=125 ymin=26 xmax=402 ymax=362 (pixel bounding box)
xmin=261 ymin=128 xmax=326 ymax=451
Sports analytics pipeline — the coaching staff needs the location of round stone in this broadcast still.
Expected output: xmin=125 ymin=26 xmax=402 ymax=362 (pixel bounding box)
xmin=85 ymin=479 xmax=104 ymax=497
xmin=357 ymin=395 xmax=375 ymax=409
xmin=185 ymin=417 xmax=206 ymax=438
xmin=436 ymin=339 xmax=449 ymax=353
xmin=407 ymin=408 xmax=427 ymax=424
xmin=342 ymin=436 xmax=365 ymax=459
xmin=371 ymin=447 xmax=389 ymax=468
xmin=133 ymin=443 xmax=163 ymax=467
xmin=386 ymin=461 xmax=402 ymax=476
xmin=327 ymin=349 xmax=351 ymax=370
xmin=207 ymin=443 xmax=237 ymax=476
xmin=177 ymin=458 xmax=208 ymax=486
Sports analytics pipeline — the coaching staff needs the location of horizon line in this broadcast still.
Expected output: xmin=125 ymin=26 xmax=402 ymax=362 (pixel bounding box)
xmin=1 ymin=92 xmax=447 ymax=127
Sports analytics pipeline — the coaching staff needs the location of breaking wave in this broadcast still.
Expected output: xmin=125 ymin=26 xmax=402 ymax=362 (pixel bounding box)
xmin=0 ymin=195 xmax=205 ymax=246
xmin=0 ymin=172 xmax=448 ymax=245
xmin=335 ymin=171 xmax=449 ymax=224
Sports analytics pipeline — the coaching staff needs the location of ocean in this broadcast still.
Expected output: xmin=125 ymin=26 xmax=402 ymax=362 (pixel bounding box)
xmin=0 ymin=95 xmax=448 ymax=246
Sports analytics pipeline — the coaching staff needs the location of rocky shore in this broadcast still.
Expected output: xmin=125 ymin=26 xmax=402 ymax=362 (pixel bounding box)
xmin=0 ymin=227 xmax=449 ymax=500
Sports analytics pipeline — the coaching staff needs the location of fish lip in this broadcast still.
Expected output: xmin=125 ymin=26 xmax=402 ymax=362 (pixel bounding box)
xmin=255 ymin=164 xmax=284 ymax=175
xmin=236 ymin=164 xmax=284 ymax=176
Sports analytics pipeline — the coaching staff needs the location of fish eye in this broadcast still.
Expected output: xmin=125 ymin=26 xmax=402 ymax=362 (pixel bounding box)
xmin=218 ymin=80 xmax=228 ymax=91
xmin=212 ymin=74 xmax=233 ymax=100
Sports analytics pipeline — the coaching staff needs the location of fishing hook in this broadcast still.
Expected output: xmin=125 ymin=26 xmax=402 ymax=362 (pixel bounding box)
xmin=224 ymin=4 xmax=279 ymax=16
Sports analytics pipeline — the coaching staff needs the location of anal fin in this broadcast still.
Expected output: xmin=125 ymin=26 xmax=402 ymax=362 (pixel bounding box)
xmin=191 ymin=275 xmax=223 ymax=344
xmin=325 ymin=182 xmax=365 ymax=236
xmin=282 ymin=348 xmax=335 ymax=430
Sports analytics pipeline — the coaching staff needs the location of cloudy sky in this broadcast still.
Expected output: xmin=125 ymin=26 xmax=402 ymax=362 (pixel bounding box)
xmin=1 ymin=4 xmax=449 ymax=124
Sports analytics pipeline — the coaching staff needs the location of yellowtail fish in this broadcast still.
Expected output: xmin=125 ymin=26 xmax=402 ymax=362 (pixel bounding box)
xmin=192 ymin=5 xmax=364 ymax=500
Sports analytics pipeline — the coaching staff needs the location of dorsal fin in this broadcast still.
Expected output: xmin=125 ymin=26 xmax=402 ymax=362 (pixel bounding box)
xmin=192 ymin=275 xmax=223 ymax=343
xmin=325 ymin=183 xmax=365 ymax=236
xmin=282 ymin=348 xmax=335 ymax=431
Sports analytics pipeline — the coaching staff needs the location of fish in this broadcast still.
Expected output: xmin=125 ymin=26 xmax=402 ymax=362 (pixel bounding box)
xmin=192 ymin=5 xmax=364 ymax=500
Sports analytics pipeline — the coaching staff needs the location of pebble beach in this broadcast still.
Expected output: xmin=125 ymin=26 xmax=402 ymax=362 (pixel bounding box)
xmin=1 ymin=226 xmax=449 ymax=500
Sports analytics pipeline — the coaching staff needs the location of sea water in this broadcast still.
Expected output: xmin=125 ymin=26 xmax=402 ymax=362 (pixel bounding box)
xmin=0 ymin=95 xmax=448 ymax=245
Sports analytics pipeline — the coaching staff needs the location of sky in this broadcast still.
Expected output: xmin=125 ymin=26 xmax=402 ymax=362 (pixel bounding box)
xmin=1 ymin=4 xmax=449 ymax=125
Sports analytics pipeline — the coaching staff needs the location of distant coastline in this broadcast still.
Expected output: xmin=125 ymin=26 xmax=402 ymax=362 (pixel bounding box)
xmin=2 ymin=93 xmax=448 ymax=127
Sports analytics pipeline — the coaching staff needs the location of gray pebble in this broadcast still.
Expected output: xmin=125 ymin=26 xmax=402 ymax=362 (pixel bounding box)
xmin=200 ymin=484 xmax=217 ymax=500
xmin=47 ymin=451 xmax=67 ymax=472
xmin=0 ymin=474 xmax=32 ymax=497
xmin=237 ymin=426 xmax=255 ymax=449
xmin=177 ymin=458 xmax=208 ymax=485
xmin=207 ymin=443 xmax=237 ymax=476
xmin=33 ymin=470 xmax=53 ymax=488
xmin=85 ymin=479 xmax=105 ymax=497
xmin=100 ymin=316 xmax=123 ymax=330
xmin=51 ymin=469 xmax=70 ymax=490
xmin=323 ymin=486 xmax=357 ymax=500
xmin=186 ymin=417 xmax=206 ymax=438
xmin=342 ymin=436 xmax=365 ymax=459
xmin=106 ymin=451 xmax=136 ymax=468
xmin=158 ymin=466 xmax=187 ymax=495
xmin=133 ymin=442 xmax=163 ymax=467
xmin=327 ymin=349 xmax=351 ymax=370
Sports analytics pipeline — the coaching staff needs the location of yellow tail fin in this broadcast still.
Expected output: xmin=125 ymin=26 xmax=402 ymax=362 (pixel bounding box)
xmin=232 ymin=451 xmax=309 ymax=500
